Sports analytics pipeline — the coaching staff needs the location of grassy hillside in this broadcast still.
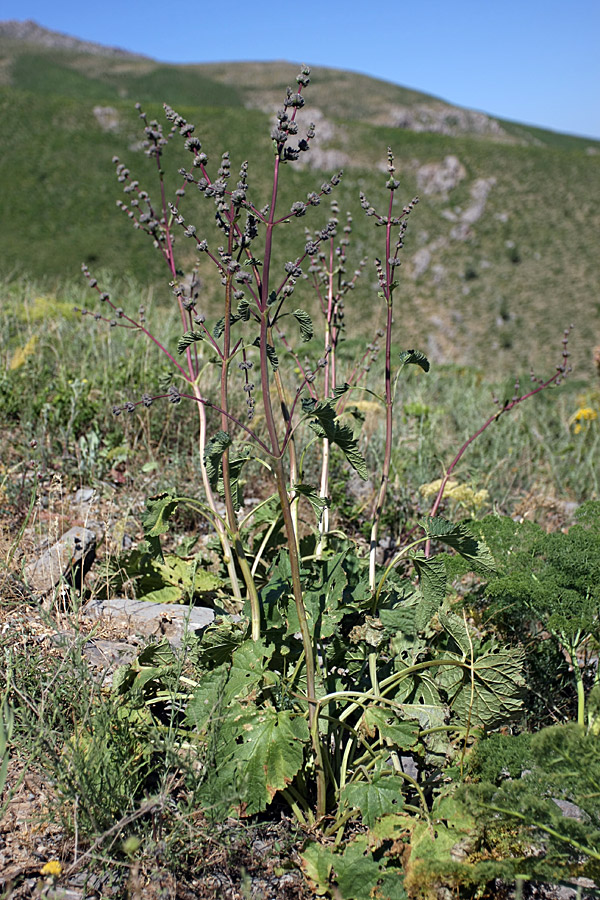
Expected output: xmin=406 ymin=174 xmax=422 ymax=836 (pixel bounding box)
xmin=1 ymin=28 xmax=599 ymax=378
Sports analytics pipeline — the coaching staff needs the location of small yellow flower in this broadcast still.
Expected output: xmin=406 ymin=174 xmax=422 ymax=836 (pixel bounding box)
xmin=570 ymin=406 xmax=598 ymax=433
xmin=40 ymin=860 xmax=62 ymax=877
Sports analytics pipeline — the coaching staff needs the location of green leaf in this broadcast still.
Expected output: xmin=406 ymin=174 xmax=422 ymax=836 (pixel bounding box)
xmin=302 ymin=831 xmax=408 ymax=900
xmin=217 ymin=451 xmax=250 ymax=510
xmin=137 ymin=584 xmax=182 ymax=604
xmin=299 ymin=841 xmax=333 ymax=896
xmin=157 ymin=370 xmax=173 ymax=391
xmin=0 ymin=702 xmax=14 ymax=798
xmin=399 ymin=349 xmax=430 ymax=372
xmin=342 ymin=774 xmax=405 ymax=827
xmin=361 ymin=706 xmax=419 ymax=751
xmin=197 ymin=618 xmax=247 ymax=667
xmin=236 ymin=298 xmax=251 ymax=320
xmin=332 ymin=382 xmax=351 ymax=400
xmin=204 ymin=430 xmax=232 ymax=490
xmin=420 ymin=517 xmax=495 ymax=572
xmin=379 ymin=591 xmax=419 ymax=637
xmin=292 ymin=308 xmax=313 ymax=342
xmin=143 ymin=492 xmax=179 ymax=538
xmin=142 ymin=492 xmax=180 ymax=558
xmin=108 ymin=547 xmax=223 ymax=604
xmin=445 ymin=644 xmax=526 ymax=729
xmin=438 ymin=610 xmax=473 ymax=656
xmin=232 ymin=707 xmax=309 ymax=813
xmin=397 ymin=702 xmax=448 ymax=731
xmin=293 ymin=483 xmax=329 ymax=522
xmin=295 ymin=552 xmax=353 ymax=639
xmin=185 ymin=665 xmax=229 ymax=733
xmin=177 ymin=330 xmax=205 ymax=355
xmin=252 ymin=336 xmax=279 ymax=370
xmin=412 ymin=555 xmax=447 ymax=630
xmin=303 ymin=399 xmax=368 ymax=480
xmin=137 ymin=639 xmax=176 ymax=668
xmin=225 ymin=639 xmax=275 ymax=702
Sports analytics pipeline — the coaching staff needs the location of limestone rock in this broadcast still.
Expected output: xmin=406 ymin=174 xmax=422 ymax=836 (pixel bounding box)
xmin=417 ymin=155 xmax=466 ymax=196
xmin=23 ymin=526 xmax=96 ymax=595
xmin=82 ymin=596 xmax=215 ymax=647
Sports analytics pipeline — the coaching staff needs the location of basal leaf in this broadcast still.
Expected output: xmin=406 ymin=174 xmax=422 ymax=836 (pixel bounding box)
xmin=302 ymin=831 xmax=408 ymax=900
xmin=299 ymin=842 xmax=334 ymax=897
xmin=361 ymin=706 xmax=419 ymax=751
xmin=399 ymin=349 xmax=430 ymax=372
xmin=447 ymin=645 xmax=526 ymax=729
xmin=397 ymin=703 xmax=448 ymax=731
xmin=233 ymin=708 xmax=309 ymax=813
xmin=292 ymin=308 xmax=314 ymax=342
xmin=197 ymin=618 xmax=247 ymax=667
xmin=143 ymin=492 xmax=180 ymax=538
xmin=137 ymin=639 xmax=176 ymax=668
xmin=226 ymin=639 xmax=275 ymax=702
xmin=185 ymin=665 xmax=229 ymax=733
xmin=296 ymin=552 xmax=351 ymax=639
xmin=341 ymin=774 xmax=405 ymax=827
xmin=137 ymin=584 xmax=182 ymax=604
xmin=438 ymin=610 xmax=473 ymax=656
xmin=380 ymin=593 xmax=419 ymax=637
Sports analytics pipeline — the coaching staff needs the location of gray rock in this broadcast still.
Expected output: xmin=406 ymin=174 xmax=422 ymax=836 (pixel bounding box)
xmin=41 ymin=887 xmax=83 ymax=900
xmin=417 ymin=155 xmax=466 ymax=196
xmin=82 ymin=596 xmax=215 ymax=647
xmin=93 ymin=105 xmax=119 ymax=132
xmin=23 ymin=526 xmax=96 ymax=594
xmin=72 ymin=487 xmax=95 ymax=505
xmin=553 ymin=798 xmax=586 ymax=821
xmin=82 ymin=638 xmax=139 ymax=670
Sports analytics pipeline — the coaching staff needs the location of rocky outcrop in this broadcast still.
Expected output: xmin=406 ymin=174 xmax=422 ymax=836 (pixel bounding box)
xmin=93 ymin=106 xmax=120 ymax=131
xmin=388 ymin=102 xmax=509 ymax=139
xmin=417 ymin=155 xmax=467 ymax=196
xmin=0 ymin=19 xmax=143 ymax=58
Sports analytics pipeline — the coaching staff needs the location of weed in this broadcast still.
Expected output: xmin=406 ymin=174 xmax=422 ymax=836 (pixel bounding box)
xmin=2 ymin=64 xmax=596 ymax=900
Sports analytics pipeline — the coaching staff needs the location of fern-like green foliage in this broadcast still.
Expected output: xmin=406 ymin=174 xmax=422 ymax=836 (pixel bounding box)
xmin=465 ymin=501 xmax=600 ymax=725
xmin=462 ymin=723 xmax=600 ymax=885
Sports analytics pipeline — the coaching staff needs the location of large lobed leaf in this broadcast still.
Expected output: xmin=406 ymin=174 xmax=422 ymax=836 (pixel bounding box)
xmin=437 ymin=613 xmax=526 ymax=729
xmin=342 ymin=774 xmax=405 ymax=827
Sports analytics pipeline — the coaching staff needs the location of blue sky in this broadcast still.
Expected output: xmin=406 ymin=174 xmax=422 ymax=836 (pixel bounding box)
xmin=3 ymin=0 xmax=599 ymax=139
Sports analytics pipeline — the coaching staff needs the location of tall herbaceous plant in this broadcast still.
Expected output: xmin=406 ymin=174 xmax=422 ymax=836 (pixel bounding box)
xmin=76 ymin=68 xmax=565 ymax=827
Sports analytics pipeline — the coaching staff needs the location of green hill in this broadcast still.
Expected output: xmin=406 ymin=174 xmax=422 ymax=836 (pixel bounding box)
xmin=1 ymin=20 xmax=599 ymax=378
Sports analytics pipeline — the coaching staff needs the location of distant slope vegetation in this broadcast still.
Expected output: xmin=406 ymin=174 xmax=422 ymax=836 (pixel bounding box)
xmin=1 ymin=20 xmax=599 ymax=377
